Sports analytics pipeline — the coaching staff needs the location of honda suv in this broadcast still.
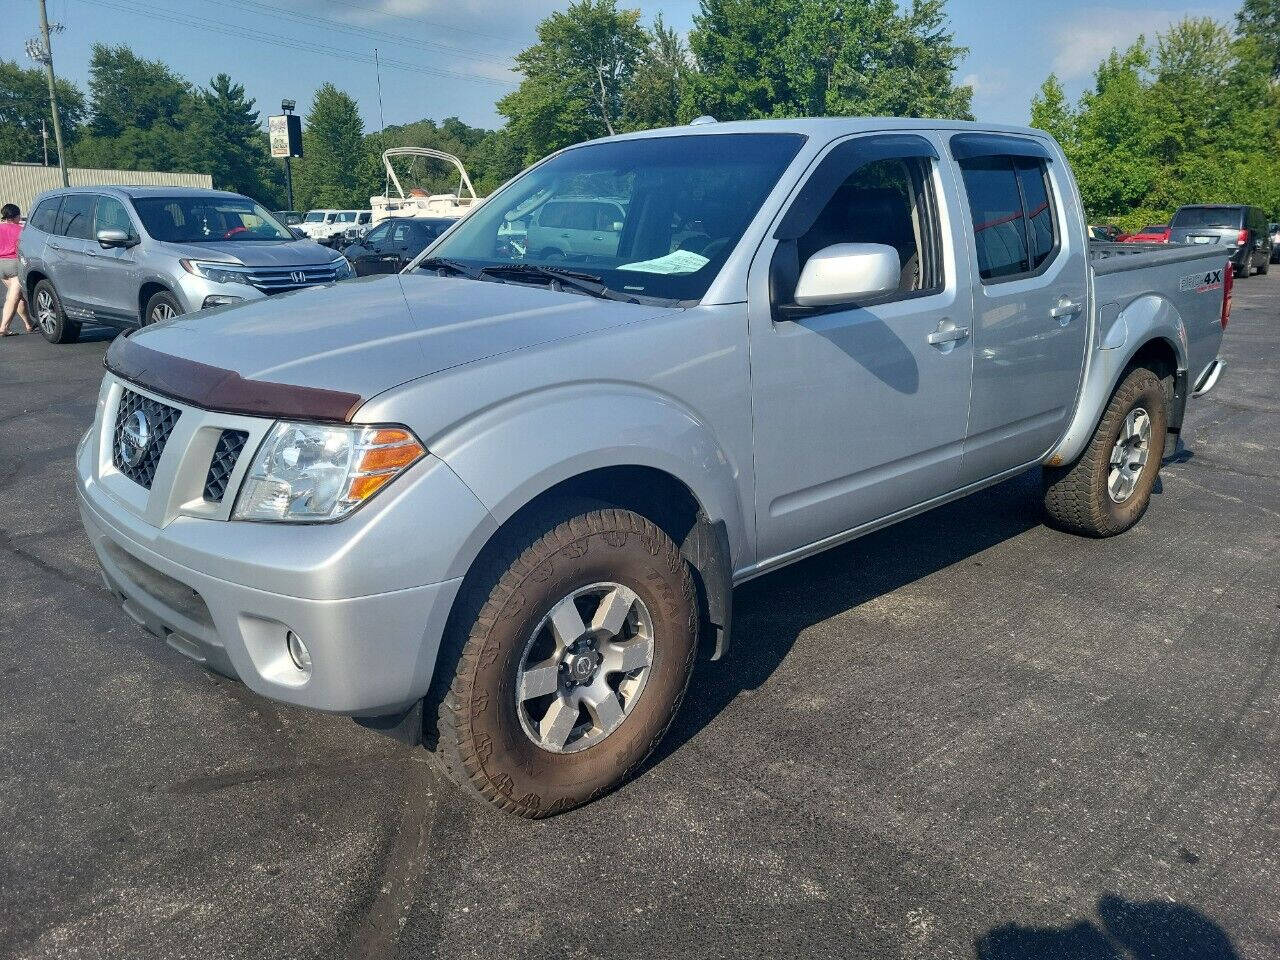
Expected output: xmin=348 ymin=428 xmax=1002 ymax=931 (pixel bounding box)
xmin=19 ymin=186 xmax=353 ymax=343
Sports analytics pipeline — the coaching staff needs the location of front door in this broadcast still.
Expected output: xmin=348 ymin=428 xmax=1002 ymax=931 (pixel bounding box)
xmin=949 ymin=142 xmax=1089 ymax=483
xmin=748 ymin=134 xmax=974 ymax=561
xmin=85 ymin=195 xmax=143 ymax=324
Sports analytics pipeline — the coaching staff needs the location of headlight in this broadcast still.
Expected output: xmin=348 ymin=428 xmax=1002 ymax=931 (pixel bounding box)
xmin=333 ymin=257 xmax=354 ymax=280
xmin=232 ymin=422 xmax=426 ymax=522
xmin=181 ymin=259 xmax=254 ymax=285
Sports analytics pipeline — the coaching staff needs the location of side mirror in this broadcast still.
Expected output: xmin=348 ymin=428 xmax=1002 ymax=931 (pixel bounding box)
xmin=96 ymin=228 xmax=134 ymax=249
xmin=793 ymin=243 xmax=901 ymax=307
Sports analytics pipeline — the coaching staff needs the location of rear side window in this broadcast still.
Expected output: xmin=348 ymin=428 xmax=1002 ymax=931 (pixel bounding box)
xmin=958 ymin=156 xmax=1058 ymax=282
xmin=29 ymin=197 xmax=61 ymax=233
xmin=1172 ymin=207 xmax=1243 ymax=230
xmin=55 ymin=194 xmax=96 ymax=240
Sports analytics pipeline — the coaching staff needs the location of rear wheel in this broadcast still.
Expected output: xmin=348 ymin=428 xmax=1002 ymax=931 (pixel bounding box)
xmin=144 ymin=289 xmax=183 ymax=325
xmin=32 ymin=279 xmax=79 ymax=344
xmin=1234 ymin=255 xmax=1251 ymax=279
xmin=1258 ymin=254 xmax=1269 ymax=274
xmin=1043 ymin=366 xmax=1168 ymax=537
xmin=426 ymin=504 xmax=698 ymax=818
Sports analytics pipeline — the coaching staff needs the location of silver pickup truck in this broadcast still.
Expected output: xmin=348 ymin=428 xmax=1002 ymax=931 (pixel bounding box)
xmin=77 ymin=119 xmax=1228 ymax=817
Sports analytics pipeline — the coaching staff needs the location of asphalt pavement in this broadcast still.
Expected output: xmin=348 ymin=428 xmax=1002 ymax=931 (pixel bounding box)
xmin=1 ymin=271 xmax=1277 ymax=960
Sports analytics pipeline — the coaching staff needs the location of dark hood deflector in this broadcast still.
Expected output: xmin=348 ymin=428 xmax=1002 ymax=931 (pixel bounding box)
xmin=104 ymin=334 xmax=363 ymax=423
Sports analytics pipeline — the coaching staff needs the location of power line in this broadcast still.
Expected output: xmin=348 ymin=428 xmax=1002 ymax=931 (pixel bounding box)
xmin=191 ymin=0 xmax=517 ymax=68
xmin=311 ymin=0 xmax=525 ymax=46
xmin=73 ymin=0 xmax=518 ymax=87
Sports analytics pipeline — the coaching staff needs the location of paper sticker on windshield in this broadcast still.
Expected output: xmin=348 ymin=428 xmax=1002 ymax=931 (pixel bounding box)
xmin=1179 ymin=267 xmax=1224 ymax=293
xmin=618 ymin=250 xmax=709 ymax=275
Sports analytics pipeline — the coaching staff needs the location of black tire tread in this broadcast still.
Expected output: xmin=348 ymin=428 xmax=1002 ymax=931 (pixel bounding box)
xmin=1043 ymin=366 xmax=1165 ymax=537
xmin=426 ymin=503 xmax=697 ymax=818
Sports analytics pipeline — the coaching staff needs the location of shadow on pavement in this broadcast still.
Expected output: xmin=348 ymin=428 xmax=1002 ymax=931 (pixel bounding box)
xmin=976 ymin=893 xmax=1239 ymax=959
xmin=654 ymin=468 xmax=1045 ymax=764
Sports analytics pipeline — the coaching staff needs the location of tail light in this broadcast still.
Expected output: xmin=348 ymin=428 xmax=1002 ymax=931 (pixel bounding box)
xmin=1159 ymin=229 xmax=1170 ymax=243
xmin=1221 ymin=258 xmax=1233 ymax=329
xmin=1237 ymin=228 xmax=1249 ymax=246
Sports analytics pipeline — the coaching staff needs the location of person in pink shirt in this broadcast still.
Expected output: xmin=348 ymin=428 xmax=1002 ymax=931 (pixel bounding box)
xmin=0 ymin=203 xmax=34 ymax=336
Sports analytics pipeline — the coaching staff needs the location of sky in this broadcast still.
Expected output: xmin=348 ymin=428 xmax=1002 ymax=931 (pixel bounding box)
xmin=1 ymin=0 xmax=1242 ymax=135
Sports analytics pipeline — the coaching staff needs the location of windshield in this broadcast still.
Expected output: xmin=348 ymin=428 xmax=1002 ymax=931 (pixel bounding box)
xmin=424 ymin=133 xmax=805 ymax=301
xmin=134 ymin=196 xmax=293 ymax=242
xmin=304 ymin=211 xmax=325 ymax=223
xmin=1172 ymin=207 xmax=1243 ymax=230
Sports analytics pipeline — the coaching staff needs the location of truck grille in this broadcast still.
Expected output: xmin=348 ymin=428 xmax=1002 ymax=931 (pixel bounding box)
xmin=203 ymin=429 xmax=249 ymax=503
xmin=244 ymin=262 xmax=341 ymax=294
xmin=112 ymin=389 xmax=181 ymax=489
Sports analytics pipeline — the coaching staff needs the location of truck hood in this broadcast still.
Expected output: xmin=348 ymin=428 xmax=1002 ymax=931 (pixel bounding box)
xmin=156 ymin=238 xmax=339 ymax=266
xmin=118 ymin=273 xmax=670 ymax=409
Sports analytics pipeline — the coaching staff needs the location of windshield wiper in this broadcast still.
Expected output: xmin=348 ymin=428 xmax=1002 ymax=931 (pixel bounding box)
xmin=416 ymin=257 xmax=491 ymax=281
xmin=478 ymin=263 xmax=640 ymax=303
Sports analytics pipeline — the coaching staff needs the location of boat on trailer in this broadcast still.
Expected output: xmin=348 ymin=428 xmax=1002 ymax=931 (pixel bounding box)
xmin=371 ymin=147 xmax=484 ymax=224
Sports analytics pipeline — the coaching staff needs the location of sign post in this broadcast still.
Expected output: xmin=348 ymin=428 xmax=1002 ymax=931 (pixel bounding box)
xmin=269 ymin=103 xmax=303 ymax=212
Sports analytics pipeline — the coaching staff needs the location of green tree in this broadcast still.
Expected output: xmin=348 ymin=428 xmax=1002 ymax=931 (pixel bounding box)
xmin=0 ymin=59 xmax=86 ymax=165
xmin=497 ymin=0 xmax=649 ymax=163
xmin=292 ymin=83 xmax=373 ymax=210
xmin=187 ymin=74 xmax=281 ymax=204
xmin=1030 ymin=73 xmax=1075 ymax=145
xmin=1236 ymin=0 xmax=1280 ymax=77
xmin=624 ymin=14 xmax=693 ymax=129
xmin=685 ymin=0 xmax=971 ymax=120
xmin=72 ymin=44 xmax=195 ymax=171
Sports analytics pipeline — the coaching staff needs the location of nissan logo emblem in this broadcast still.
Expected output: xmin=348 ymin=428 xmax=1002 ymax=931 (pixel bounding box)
xmin=118 ymin=409 xmax=151 ymax=468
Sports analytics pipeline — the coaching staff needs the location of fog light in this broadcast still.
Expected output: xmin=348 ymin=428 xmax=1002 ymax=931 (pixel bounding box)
xmin=286 ymin=630 xmax=311 ymax=672
xmin=202 ymin=295 xmax=244 ymax=308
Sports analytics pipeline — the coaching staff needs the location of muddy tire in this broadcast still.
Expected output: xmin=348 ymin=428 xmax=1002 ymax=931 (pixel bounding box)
xmin=426 ymin=503 xmax=698 ymax=818
xmin=1043 ymin=366 xmax=1168 ymax=537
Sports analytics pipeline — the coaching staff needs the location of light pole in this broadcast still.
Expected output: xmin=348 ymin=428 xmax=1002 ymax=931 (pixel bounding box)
xmin=281 ymin=98 xmax=296 ymax=211
xmin=25 ymin=0 xmax=68 ymax=186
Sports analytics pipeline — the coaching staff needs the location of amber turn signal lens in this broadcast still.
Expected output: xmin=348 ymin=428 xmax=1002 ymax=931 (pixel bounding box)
xmin=358 ymin=441 xmax=425 ymax=472
xmin=346 ymin=473 xmax=394 ymax=502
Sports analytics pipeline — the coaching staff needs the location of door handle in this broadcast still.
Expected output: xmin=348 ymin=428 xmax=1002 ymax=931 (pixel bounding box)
xmin=1050 ymin=298 xmax=1083 ymax=320
xmin=927 ymin=325 xmax=970 ymax=345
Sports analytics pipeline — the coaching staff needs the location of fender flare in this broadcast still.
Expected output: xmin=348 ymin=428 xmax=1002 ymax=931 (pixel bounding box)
xmin=1045 ymin=293 xmax=1187 ymax=468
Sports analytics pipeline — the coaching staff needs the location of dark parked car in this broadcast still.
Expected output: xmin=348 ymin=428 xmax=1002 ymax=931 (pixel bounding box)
xmin=341 ymin=216 xmax=456 ymax=275
xmin=1169 ymin=204 xmax=1271 ymax=278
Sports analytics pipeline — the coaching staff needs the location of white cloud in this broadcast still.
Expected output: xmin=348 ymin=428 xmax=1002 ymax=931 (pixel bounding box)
xmin=961 ymin=68 xmax=1010 ymax=99
xmin=1050 ymin=6 xmax=1214 ymax=80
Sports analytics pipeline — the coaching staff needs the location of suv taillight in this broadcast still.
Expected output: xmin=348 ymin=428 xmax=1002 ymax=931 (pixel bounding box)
xmin=1237 ymin=228 xmax=1249 ymax=245
xmin=1221 ymin=258 xmax=1233 ymax=329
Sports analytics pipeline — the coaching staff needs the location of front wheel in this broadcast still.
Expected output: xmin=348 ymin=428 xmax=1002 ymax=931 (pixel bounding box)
xmin=427 ymin=505 xmax=698 ymax=818
xmin=32 ymin=279 xmax=79 ymax=344
xmin=144 ymin=289 xmax=183 ymax=325
xmin=1043 ymin=366 xmax=1168 ymax=537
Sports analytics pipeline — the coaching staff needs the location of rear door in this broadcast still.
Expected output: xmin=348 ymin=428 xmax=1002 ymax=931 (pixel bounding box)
xmin=949 ymin=135 xmax=1089 ymax=483
xmin=347 ymin=221 xmax=393 ymax=275
xmin=47 ymin=193 xmax=97 ymax=320
xmin=748 ymin=132 xmax=974 ymax=560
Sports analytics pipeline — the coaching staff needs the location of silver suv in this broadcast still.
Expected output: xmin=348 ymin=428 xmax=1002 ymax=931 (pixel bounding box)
xmin=19 ymin=186 xmax=353 ymax=343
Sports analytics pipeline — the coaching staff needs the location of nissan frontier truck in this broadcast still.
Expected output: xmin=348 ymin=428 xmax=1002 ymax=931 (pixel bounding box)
xmin=77 ymin=119 xmax=1228 ymax=817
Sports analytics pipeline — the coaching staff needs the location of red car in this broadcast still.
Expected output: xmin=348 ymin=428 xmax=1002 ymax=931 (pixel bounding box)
xmin=1118 ymin=224 xmax=1170 ymax=243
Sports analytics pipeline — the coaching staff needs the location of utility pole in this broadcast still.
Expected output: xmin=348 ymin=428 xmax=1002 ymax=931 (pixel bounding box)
xmin=26 ymin=0 xmax=69 ymax=186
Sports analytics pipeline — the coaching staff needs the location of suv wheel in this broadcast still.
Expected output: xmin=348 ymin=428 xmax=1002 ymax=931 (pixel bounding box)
xmin=32 ymin=279 xmax=80 ymax=344
xmin=427 ymin=503 xmax=698 ymax=818
xmin=144 ymin=290 xmax=183 ymax=325
xmin=1042 ymin=366 xmax=1169 ymax=537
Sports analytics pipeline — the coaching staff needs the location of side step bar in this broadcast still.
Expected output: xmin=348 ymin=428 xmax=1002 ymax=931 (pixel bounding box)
xmin=1192 ymin=358 xmax=1225 ymax=398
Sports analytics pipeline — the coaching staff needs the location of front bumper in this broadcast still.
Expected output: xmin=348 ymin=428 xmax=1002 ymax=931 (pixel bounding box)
xmin=173 ymin=272 xmax=266 ymax=313
xmin=75 ymin=376 xmax=496 ymax=714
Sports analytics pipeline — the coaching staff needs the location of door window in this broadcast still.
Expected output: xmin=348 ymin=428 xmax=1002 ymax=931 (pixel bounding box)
xmin=56 ymin=194 xmax=95 ymax=240
xmin=29 ymin=197 xmax=61 ymax=232
xmin=958 ymin=156 xmax=1059 ymax=282
xmin=94 ymin=196 xmax=134 ymax=237
xmin=362 ymin=222 xmax=392 ymax=246
xmin=794 ymin=156 xmax=943 ymax=301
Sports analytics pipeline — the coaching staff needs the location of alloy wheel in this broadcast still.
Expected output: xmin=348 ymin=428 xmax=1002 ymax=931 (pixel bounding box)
xmin=1108 ymin=407 xmax=1151 ymax=503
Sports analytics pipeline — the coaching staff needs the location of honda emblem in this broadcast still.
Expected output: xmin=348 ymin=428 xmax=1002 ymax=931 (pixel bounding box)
xmin=290 ymin=270 xmax=307 ymax=284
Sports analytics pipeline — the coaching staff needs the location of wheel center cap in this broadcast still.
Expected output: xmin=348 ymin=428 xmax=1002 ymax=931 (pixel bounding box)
xmin=565 ymin=653 xmax=596 ymax=683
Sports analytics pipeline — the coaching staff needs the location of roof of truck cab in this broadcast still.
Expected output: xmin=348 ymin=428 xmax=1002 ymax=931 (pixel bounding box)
xmin=597 ymin=116 xmax=1053 ymax=142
